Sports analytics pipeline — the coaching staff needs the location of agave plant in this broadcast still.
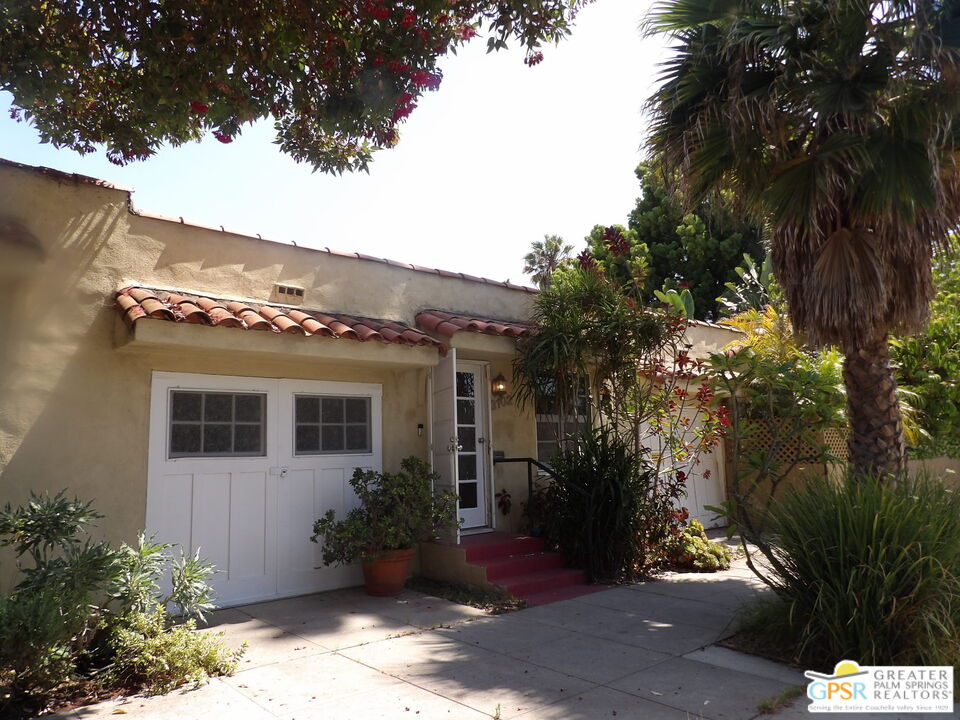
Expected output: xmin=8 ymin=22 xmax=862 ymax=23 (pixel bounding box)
xmin=646 ymin=0 xmax=960 ymax=479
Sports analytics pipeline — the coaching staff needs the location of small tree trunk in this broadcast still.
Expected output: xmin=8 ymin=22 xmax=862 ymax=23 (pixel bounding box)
xmin=843 ymin=336 xmax=906 ymax=480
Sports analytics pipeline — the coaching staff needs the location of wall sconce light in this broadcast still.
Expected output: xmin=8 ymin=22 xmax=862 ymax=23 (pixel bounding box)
xmin=491 ymin=374 xmax=508 ymax=397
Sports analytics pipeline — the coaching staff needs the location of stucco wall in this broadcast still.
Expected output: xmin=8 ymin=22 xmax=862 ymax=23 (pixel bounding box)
xmin=487 ymin=356 xmax=538 ymax=534
xmin=0 ymin=161 xmax=536 ymax=589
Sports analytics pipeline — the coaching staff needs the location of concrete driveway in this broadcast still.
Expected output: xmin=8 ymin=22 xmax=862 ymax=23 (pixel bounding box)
xmin=52 ymin=559 xmax=947 ymax=720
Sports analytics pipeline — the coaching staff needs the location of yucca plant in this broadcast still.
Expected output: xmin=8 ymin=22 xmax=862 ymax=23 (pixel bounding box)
xmin=747 ymin=474 xmax=960 ymax=667
xmin=646 ymin=0 xmax=960 ymax=479
xmin=540 ymin=424 xmax=663 ymax=581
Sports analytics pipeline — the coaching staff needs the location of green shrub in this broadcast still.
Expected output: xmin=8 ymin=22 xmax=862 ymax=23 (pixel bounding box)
xmin=0 ymin=493 xmax=117 ymax=698
xmin=104 ymin=607 xmax=242 ymax=694
xmin=0 ymin=493 xmax=239 ymax=715
xmin=744 ymin=474 xmax=960 ymax=667
xmin=892 ymin=253 xmax=960 ymax=459
xmin=311 ymin=457 xmax=458 ymax=566
xmin=538 ymin=425 xmax=672 ymax=582
xmin=664 ymin=520 xmax=732 ymax=572
xmin=0 ymin=587 xmax=86 ymax=695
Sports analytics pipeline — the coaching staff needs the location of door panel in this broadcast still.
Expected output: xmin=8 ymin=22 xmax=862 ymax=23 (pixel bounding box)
xmin=148 ymin=374 xmax=280 ymax=606
xmin=276 ymin=379 xmax=380 ymax=597
xmin=430 ymin=350 xmax=460 ymax=541
xmin=229 ymin=472 xmax=269 ymax=579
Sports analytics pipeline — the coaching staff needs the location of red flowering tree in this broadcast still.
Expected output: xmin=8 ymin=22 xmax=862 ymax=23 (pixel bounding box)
xmin=514 ymin=238 xmax=725 ymax=540
xmin=0 ymin=0 xmax=589 ymax=172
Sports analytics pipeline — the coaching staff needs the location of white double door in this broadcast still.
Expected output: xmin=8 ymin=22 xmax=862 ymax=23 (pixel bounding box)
xmin=147 ymin=372 xmax=382 ymax=607
xmin=431 ymin=351 xmax=491 ymax=532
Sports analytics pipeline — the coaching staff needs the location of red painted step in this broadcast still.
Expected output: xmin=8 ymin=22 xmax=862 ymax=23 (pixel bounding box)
xmin=461 ymin=533 xmax=546 ymax=562
xmin=478 ymin=551 xmax=566 ymax=582
xmin=499 ymin=568 xmax=588 ymax=598
xmin=457 ymin=532 xmax=600 ymax=606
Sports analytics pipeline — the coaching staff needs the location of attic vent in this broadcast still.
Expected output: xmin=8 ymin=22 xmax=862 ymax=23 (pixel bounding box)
xmin=275 ymin=284 xmax=304 ymax=297
xmin=272 ymin=283 xmax=306 ymax=304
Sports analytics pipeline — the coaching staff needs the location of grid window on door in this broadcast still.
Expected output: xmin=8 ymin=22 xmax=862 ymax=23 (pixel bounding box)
xmin=295 ymin=395 xmax=371 ymax=454
xmin=169 ymin=391 xmax=266 ymax=458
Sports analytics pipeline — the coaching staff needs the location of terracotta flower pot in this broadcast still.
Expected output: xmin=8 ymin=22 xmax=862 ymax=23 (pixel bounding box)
xmin=361 ymin=547 xmax=416 ymax=596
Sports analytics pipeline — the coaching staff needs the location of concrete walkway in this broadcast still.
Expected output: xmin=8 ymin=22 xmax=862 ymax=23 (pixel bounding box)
xmin=53 ymin=559 xmax=954 ymax=720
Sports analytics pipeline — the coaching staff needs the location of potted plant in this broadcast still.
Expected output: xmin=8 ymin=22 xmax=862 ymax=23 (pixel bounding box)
xmin=310 ymin=456 xmax=458 ymax=596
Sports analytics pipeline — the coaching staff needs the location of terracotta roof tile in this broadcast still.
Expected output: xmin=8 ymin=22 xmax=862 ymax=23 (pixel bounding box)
xmin=117 ymin=287 xmax=444 ymax=352
xmin=415 ymin=310 xmax=531 ymax=340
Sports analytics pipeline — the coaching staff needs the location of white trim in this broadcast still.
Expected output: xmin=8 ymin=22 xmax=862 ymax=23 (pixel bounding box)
xmin=426 ymin=368 xmax=435 ymax=479
xmin=454 ymin=360 xmax=492 ymax=530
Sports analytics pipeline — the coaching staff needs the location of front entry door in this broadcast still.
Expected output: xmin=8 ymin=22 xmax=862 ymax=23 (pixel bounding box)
xmin=455 ymin=362 xmax=488 ymax=528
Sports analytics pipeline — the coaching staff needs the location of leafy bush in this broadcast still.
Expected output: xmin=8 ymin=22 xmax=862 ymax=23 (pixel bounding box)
xmin=110 ymin=535 xmax=217 ymax=620
xmin=0 ymin=493 xmax=118 ymax=696
xmin=892 ymin=253 xmax=960 ymax=459
xmin=664 ymin=520 xmax=732 ymax=572
xmin=743 ymin=474 xmax=960 ymax=668
xmin=311 ymin=457 xmax=458 ymax=566
xmin=104 ymin=607 xmax=242 ymax=694
xmin=0 ymin=492 xmax=238 ymax=715
xmin=709 ymin=306 xmax=847 ymax=535
xmin=537 ymin=425 xmax=676 ymax=582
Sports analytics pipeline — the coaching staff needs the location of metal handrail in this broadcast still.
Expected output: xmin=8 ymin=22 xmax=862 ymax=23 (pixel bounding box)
xmin=492 ymin=456 xmax=560 ymax=523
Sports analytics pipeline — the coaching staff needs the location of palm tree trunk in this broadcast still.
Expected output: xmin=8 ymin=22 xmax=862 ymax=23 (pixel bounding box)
xmin=843 ymin=336 xmax=906 ymax=480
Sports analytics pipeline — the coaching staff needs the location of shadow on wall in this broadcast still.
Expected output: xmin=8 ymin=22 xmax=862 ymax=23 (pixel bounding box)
xmin=0 ymin=204 xmax=129 ymax=585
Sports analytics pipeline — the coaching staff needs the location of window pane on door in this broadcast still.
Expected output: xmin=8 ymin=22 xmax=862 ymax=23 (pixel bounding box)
xmin=295 ymin=424 xmax=320 ymax=453
xmin=345 ymin=425 xmax=368 ymax=451
xmin=345 ymin=398 xmax=368 ymax=423
xmin=296 ymin=396 xmax=320 ymax=424
xmin=456 ymin=399 xmax=475 ymax=425
xmin=235 ymin=424 xmax=263 ymax=453
xmin=203 ymin=424 xmax=232 ymax=453
xmin=235 ymin=394 xmax=263 ymax=422
xmin=457 ymin=426 xmax=476 ymax=452
xmin=295 ymin=395 xmax=371 ymax=455
xmin=204 ymin=393 xmax=233 ymax=422
xmin=458 ymin=482 xmax=478 ymax=508
xmin=456 ymin=372 xmax=475 ymax=398
xmin=321 ymin=398 xmax=345 ymax=423
xmin=458 ymin=454 xmax=477 ymax=481
xmin=321 ymin=425 xmax=345 ymax=451
xmin=170 ymin=423 xmax=201 ymax=455
xmin=171 ymin=392 xmax=201 ymax=421
xmin=169 ymin=391 xmax=266 ymax=458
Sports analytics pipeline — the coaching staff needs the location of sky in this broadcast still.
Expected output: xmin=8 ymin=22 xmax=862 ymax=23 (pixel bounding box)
xmin=0 ymin=0 xmax=668 ymax=285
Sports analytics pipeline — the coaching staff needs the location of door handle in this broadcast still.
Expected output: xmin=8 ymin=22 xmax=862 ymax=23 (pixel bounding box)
xmin=447 ymin=436 xmax=463 ymax=453
xmin=477 ymin=437 xmax=486 ymax=444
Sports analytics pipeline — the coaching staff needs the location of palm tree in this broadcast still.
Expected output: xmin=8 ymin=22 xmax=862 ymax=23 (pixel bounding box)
xmin=523 ymin=235 xmax=573 ymax=289
xmin=646 ymin=0 xmax=960 ymax=479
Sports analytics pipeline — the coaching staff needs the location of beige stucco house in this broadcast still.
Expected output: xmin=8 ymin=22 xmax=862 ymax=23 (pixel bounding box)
xmin=0 ymin=158 xmax=737 ymax=605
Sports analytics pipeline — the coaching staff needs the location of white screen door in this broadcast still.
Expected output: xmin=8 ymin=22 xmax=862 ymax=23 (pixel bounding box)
xmin=430 ymin=349 xmax=460 ymax=541
xmin=454 ymin=362 xmax=488 ymax=529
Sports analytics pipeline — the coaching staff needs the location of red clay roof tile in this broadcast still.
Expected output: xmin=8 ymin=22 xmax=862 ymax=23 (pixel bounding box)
xmin=117 ymin=287 xmax=443 ymax=352
xmin=415 ymin=310 xmax=531 ymax=340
